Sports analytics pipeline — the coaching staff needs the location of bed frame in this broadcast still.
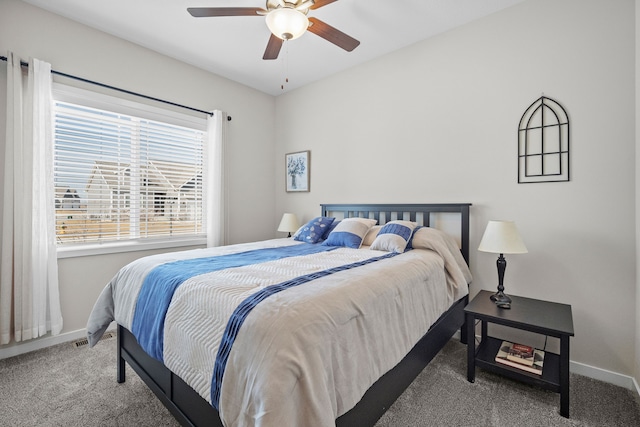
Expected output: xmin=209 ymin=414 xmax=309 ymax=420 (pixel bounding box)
xmin=116 ymin=203 xmax=471 ymax=427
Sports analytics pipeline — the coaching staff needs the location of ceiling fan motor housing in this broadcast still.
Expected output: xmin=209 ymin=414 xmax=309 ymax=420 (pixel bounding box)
xmin=266 ymin=7 xmax=309 ymax=40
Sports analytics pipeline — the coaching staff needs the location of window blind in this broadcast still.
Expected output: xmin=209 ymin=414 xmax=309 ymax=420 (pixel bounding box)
xmin=54 ymin=101 xmax=206 ymax=245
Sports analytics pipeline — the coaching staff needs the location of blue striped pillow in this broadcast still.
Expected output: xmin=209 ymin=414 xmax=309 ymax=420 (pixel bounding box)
xmin=370 ymin=220 xmax=418 ymax=253
xmin=322 ymin=218 xmax=377 ymax=249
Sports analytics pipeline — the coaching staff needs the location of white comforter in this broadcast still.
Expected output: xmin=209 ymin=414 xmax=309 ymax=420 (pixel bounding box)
xmin=87 ymin=229 xmax=471 ymax=427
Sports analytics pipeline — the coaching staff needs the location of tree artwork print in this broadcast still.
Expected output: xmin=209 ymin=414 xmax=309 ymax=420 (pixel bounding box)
xmin=286 ymin=151 xmax=309 ymax=192
xmin=288 ymin=157 xmax=305 ymax=188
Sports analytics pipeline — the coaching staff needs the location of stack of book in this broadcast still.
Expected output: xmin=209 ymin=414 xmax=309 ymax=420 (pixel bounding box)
xmin=495 ymin=341 xmax=544 ymax=375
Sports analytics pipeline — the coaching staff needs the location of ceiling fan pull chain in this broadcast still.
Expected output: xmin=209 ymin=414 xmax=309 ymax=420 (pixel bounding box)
xmin=281 ymin=40 xmax=290 ymax=90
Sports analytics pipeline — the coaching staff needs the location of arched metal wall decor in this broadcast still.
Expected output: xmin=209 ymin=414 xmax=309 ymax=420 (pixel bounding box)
xmin=518 ymin=96 xmax=570 ymax=183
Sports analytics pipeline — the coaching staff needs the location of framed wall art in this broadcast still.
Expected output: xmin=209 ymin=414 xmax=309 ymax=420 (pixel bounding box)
xmin=285 ymin=150 xmax=310 ymax=192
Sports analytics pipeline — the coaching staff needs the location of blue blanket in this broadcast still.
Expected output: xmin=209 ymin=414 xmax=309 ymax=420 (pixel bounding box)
xmin=131 ymin=244 xmax=337 ymax=361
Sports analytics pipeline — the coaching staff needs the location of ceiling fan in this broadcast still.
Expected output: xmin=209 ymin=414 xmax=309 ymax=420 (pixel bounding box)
xmin=187 ymin=0 xmax=360 ymax=60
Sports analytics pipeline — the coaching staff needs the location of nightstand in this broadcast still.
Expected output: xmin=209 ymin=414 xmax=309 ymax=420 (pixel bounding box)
xmin=465 ymin=290 xmax=574 ymax=418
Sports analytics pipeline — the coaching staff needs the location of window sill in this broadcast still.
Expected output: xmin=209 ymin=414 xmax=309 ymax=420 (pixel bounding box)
xmin=56 ymin=237 xmax=207 ymax=259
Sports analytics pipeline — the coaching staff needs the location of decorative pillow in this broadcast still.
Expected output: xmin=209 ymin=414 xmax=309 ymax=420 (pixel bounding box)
xmin=322 ymin=218 xmax=377 ymax=249
xmin=293 ymin=216 xmax=335 ymax=244
xmin=370 ymin=220 xmax=418 ymax=253
xmin=362 ymin=225 xmax=382 ymax=246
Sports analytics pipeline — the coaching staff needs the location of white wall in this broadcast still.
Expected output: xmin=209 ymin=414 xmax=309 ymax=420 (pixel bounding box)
xmin=276 ymin=0 xmax=637 ymax=377
xmin=635 ymin=0 xmax=640 ymax=385
xmin=0 ymin=0 xmax=277 ymax=342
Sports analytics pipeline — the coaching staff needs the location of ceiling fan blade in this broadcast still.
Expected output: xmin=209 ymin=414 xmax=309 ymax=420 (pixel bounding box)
xmin=307 ymin=17 xmax=360 ymax=52
xmin=263 ymin=34 xmax=284 ymax=60
xmin=309 ymin=0 xmax=338 ymax=10
xmin=187 ymin=7 xmax=264 ymax=17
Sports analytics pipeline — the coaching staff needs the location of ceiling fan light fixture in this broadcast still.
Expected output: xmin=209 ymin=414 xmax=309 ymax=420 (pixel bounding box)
xmin=265 ymin=7 xmax=309 ymax=40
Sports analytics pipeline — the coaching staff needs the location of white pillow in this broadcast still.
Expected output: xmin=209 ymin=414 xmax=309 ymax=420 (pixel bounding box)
xmin=322 ymin=218 xmax=377 ymax=249
xmin=362 ymin=225 xmax=382 ymax=246
xmin=370 ymin=220 xmax=418 ymax=253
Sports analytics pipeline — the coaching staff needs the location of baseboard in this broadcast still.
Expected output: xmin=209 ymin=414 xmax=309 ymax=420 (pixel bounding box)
xmin=570 ymin=360 xmax=640 ymax=397
xmin=0 ymin=321 xmax=116 ymax=360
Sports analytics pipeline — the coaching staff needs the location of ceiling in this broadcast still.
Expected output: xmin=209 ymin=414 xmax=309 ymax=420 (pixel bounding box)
xmin=22 ymin=0 xmax=525 ymax=96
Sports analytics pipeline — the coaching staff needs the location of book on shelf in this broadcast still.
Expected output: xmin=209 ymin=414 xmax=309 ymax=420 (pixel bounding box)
xmin=495 ymin=341 xmax=544 ymax=375
xmin=506 ymin=342 xmax=535 ymax=366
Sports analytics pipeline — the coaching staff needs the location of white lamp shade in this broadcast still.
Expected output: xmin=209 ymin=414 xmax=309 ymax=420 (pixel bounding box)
xmin=478 ymin=220 xmax=528 ymax=254
xmin=278 ymin=213 xmax=300 ymax=233
xmin=266 ymin=8 xmax=309 ymax=40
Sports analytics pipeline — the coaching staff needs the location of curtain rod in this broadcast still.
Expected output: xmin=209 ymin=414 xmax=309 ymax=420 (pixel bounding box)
xmin=0 ymin=55 xmax=231 ymax=120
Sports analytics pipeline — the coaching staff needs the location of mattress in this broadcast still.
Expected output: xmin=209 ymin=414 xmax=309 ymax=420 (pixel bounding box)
xmin=87 ymin=229 xmax=470 ymax=427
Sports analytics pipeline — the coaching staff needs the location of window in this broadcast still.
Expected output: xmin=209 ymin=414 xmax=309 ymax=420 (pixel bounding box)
xmin=53 ymin=86 xmax=208 ymax=252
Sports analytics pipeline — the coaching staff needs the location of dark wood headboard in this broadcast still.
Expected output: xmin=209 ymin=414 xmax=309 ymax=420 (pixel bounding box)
xmin=320 ymin=203 xmax=471 ymax=265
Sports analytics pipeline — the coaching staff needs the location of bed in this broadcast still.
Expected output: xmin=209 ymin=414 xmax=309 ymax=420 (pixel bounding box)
xmin=87 ymin=203 xmax=472 ymax=427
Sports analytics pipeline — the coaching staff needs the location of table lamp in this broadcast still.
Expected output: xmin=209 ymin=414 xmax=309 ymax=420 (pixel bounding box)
xmin=478 ymin=220 xmax=528 ymax=305
xmin=278 ymin=213 xmax=300 ymax=237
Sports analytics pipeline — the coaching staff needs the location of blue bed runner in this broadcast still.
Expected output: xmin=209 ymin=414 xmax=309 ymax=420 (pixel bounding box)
xmin=210 ymin=251 xmax=399 ymax=409
xmin=131 ymin=244 xmax=337 ymax=361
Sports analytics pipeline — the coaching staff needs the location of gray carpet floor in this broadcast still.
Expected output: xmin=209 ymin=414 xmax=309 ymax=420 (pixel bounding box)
xmin=1 ymin=334 xmax=640 ymax=426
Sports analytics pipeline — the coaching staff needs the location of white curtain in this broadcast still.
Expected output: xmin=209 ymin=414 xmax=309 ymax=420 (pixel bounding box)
xmin=0 ymin=52 xmax=62 ymax=344
xmin=205 ymin=110 xmax=227 ymax=247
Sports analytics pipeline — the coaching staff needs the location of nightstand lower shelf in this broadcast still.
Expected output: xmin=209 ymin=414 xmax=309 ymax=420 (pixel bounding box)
xmin=475 ymin=336 xmax=560 ymax=392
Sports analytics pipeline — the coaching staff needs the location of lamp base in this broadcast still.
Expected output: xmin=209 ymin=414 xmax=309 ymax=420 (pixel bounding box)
xmin=490 ymin=291 xmax=512 ymax=304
